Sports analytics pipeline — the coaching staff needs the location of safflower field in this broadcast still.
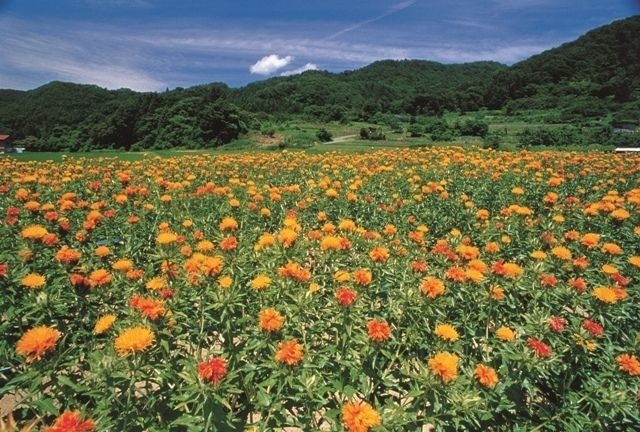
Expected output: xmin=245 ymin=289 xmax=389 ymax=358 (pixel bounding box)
xmin=0 ymin=147 xmax=639 ymax=431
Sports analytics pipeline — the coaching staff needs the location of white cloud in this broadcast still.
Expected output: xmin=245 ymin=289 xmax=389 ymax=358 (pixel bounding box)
xmin=249 ymin=54 xmax=293 ymax=75
xmin=280 ymin=63 xmax=318 ymax=76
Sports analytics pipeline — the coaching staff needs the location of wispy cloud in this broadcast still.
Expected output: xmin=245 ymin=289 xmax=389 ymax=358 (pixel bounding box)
xmin=491 ymin=0 xmax=553 ymax=8
xmin=281 ymin=63 xmax=318 ymax=76
xmin=0 ymin=17 xmax=166 ymax=90
xmin=326 ymin=0 xmax=417 ymax=40
xmin=444 ymin=19 xmax=497 ymax=31
xmin=250 ymin=54 xmax=293 ymax=74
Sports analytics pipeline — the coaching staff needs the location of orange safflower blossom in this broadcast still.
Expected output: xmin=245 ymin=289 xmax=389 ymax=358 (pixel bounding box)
xmin=21 ymin=224 xmax=49 ymax=240
xmin=352 ymin=268 xmax=372 ymax=286
xmin=277 ymin=262 xmax=311 ymax=282
xmin=369 ymin=246 xmax=390 ymax=262
xmin=342 ymin=401 xmax=382 ymax=432
xmin=112 ymin=259 xmax=134 ymax=272
xmin=367 ymin=319 xmax=391 ymax=342
xmin=474 ymin=364 xmax=499 ymax=388
xmin=156 ymin=231 xmax=178 ymax=245
xmin=593 ymin=286 xmax=626 ymax=303
xmin=88 ymin=269 xmax=112 ymax=287
xmin=434 ymin=323 xmax=459 ymax=342
xmin=258 ymin=308 xmax=284 ymax=332
xmin=275 ymin=339 xmax=303 ymax=366
xmin=16 ymin=325 xmax=61 ymax=362
xmin=251 ymin=274 xmax=272 ymax=290
xmin=254 ymin=232 xmax=276 ymax=251
xmin=114 ymin=327 xmax=154 ymax=356
xmin=55 ymin=246 xmax=82 ymax=264
xmin=21 ymin=273 xmax=46 ymax=289
xmin=219 ymin=216 xmax=238 ymax=231
xmin=420 ymin=277 xmax=445 ymax=298
xmin=495 ymin=326 xmax=516 ymax=342
xmin=551 ymin=246 xmax=572 ymax=261
xmin=130 ymin=295 xmax=166 ymax=320
xmin=277 ymin=228 xmax=297 ymax=247
xmin=219 ymin=236 xmax=238 ymax=251
xmin=94 ymin=314 xmax=116 ymax=334
xmin=616 ymin=354 xmax=640 ymax=376
xmin=428 ymin=351 xmax=459 ymax=383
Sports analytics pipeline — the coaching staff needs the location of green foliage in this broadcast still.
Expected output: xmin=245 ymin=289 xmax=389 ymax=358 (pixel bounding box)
xmin=359 ymin=127 xmax=386 ymax=141
xmin=519 ymin=127 xmax=586 ymax=148
xmin=424 ymin=118 xmax=455 ymax=141
xmin=458 ymin=119 xmax=489 ymax=138
xmin=407 ymin=124 xmax=424 ymax=138
xmin=483 ymin=133 xmax=502 ymax=149
xmin=316 ymin=128 xmax=333 ymax=142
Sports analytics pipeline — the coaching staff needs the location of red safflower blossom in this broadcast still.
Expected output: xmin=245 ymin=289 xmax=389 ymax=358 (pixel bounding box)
xmin=159 ymin=288 xmax=175 ymax=299
xmin=548 ymin=316 xmax=567 ymax=333
xmin=367 ymin=319 xmax=391 ymax=343
xmin=527 ymin=337 xmax=552 ymax=358
xmin=573 ymin=256 xmax=589 ymax=269
xmin=610 ymin=272 xmax=630 ymax=287
xmin=69 ymin=273 xmax=89 ymax=289
xmin=410 ymin=260 xmax=428 ymax=273
xmin=0 ymin=263 xmax=7 ymax=278
xmin=568 ymin=277 xmax=587 ymax=293
xmin=43 ymin=410 xmax=95 ymax=432
xmin=540 ymin=273 xmax=558 ymax=287
xmin=336 ymin=287 xmax=357 ymax=306
xmin=582 ymin=319 xmax=604 ymax=337
xmin=197 ymin=357 xmax=228 ymax=385
xmin=445 ymin=266 xmax=466 ymax=282
xmin=129 ymin=295 xmax=166 ymax=320
xmin=219 ymin=236 xmax=238 ymax=251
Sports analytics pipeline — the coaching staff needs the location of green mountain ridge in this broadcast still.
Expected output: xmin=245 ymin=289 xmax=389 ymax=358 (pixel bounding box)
xmin=1 ymin=15 xmax=638 ymax=151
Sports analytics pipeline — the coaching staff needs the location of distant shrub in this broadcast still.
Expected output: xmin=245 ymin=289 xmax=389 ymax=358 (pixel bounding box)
xmin=482 ymin=133 xmax=502 ymax=149
xmin=407 ymin=124 xmax=423 ymax=137
xmin=359 ymin=127 xmax=386 ymax=141
xmin=519 ymin=127 xmax=586 ymax=147
xmin=316 ymin=128 xmax=333 ymax=142
xmin=459 ymin=119 xmax=489 ymax=138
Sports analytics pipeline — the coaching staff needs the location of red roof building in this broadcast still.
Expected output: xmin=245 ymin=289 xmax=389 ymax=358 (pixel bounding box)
xmin=0 ymin=134 xmax=11 ymax=153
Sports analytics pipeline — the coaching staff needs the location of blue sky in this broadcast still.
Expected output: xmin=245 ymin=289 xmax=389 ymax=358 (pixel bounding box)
xmin=0 ymin=1 xmax=638 ymax=91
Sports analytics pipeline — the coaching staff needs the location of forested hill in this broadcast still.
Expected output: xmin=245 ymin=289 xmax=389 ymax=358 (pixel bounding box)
xmin=486 ymin=14 xmax=640 ymax=121
xmin=231 ymin=61 xmax=506 ymax=117
xmin=0 ymin=15 xmax=638 ymax=151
